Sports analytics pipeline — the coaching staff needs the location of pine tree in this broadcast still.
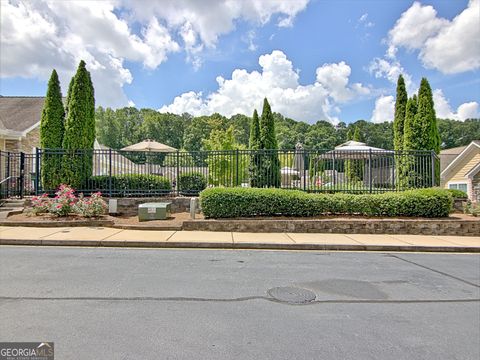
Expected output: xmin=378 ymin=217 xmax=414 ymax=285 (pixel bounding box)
xmin=40 ymin=69 xmax=65 ymax=190
xmin=393 ymin=75 xmax=407 ymax=152
xmin=62 ymin=60 xmax=95 ymax=188
xmin=258 ymin=98 xmax=280 ymax=187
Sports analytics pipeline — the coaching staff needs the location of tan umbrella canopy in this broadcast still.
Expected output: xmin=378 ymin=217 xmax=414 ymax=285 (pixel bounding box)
xmin=121 ymin=139 xmax=177 ymax=152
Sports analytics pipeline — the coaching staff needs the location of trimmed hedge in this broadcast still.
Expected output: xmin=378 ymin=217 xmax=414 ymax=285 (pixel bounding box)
xmin=200 ymin=187 xmax=453 ymax=218
xmin=178 ymin=172 xmax=207 ymax=196
xmin=90 ymin=174 xmax=171 ymax=195
xmin=445 ymin=188 xmax=468 ymax=199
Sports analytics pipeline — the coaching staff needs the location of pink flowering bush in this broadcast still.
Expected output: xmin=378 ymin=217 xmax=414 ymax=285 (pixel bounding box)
xmin=49 ymin=184 xmax=77 ymax=217
xmin=74 ymin=192 xmax=107 ymax=218
xmin=30 ymin=193 xmax=51 ymax=215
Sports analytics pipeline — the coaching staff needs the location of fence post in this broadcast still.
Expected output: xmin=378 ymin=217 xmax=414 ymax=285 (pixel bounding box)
xmin=235 ymin=149 xmax=239 ymax=187
xmin=431 ymin=151 xmax=435 ymax=187
xmin=369 ymin=149 xmax=373 ymax=194
xmin=6 ymin=152 xmax=11 ymax=198
xmin=332 ymin=151 xmax=336 ymax=189
xmin=35 ymin=148 xmax=40 ymax=196
xmin=176 ymin=150 xmax=180 ymax=195
xmin=19 ymin=152 xmax=25 ymax=198
xmin=108 ymin=148 xmax=112 ymax=197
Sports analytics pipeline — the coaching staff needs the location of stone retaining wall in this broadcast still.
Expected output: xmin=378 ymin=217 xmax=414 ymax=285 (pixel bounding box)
xmin=182 ymin=218 xmax=480 ymax=236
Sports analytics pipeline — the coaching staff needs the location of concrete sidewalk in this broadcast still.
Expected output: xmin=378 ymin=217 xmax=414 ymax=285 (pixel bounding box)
xmin=1 ymin=226 xmax=479 ymax=252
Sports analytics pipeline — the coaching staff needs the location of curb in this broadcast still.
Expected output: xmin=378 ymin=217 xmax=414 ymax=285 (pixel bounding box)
xmin=0 ymin=238 xmax=478 ymax=253
xmin=0 ymin=220 xmax=115 ymax=227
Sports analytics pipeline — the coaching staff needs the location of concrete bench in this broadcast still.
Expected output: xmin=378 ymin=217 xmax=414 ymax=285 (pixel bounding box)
xmin=138 ymin=202 xmax=171 ymax=221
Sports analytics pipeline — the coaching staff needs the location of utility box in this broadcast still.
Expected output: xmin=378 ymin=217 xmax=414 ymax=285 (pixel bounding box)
xmin=138 ymin=202 xmax=171 ymax=221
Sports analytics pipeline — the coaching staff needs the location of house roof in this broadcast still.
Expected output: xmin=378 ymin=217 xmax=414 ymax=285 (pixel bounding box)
xmin=0 ymin=96 xmax=45 ymax=136
xmin=441 ymin=140 xmax=480 ymax=179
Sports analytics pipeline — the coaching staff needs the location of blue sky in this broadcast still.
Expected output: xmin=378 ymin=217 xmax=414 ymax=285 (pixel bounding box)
xmin=1 ymin=0 xmax=479 ymax=124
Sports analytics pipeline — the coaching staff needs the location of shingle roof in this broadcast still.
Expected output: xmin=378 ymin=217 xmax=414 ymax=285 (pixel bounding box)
xmin=0 ymin=96 xmax=45 ymax=133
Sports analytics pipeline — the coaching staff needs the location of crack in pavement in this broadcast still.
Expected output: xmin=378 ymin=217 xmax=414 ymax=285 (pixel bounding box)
xmin=389 ymin=254 xmax=480 ymax=288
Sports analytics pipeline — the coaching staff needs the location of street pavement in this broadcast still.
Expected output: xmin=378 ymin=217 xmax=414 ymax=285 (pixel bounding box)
xmin=0 ymin=246 xmax=479 ymax=359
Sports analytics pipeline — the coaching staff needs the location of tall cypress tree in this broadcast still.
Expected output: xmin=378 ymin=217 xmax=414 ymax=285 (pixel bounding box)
xmin=258 ymin=98 xmax=280 ymax=187
xmin=401 ymin=95 xmax=418 ymax=188
xmin=416 ymin=77 xmax=440 ymax=153
xmin=249 ymin=109 xmax=261 ymax=187
xmin=62 ymin=60 xmax=95 ymax=188
xmin=249 ymin=109 xmax=260 ymax=150
xmin=393 ymin=75 xmax=407 ymax=152
xmin=40 ymin=69 xmax=65 ymax=190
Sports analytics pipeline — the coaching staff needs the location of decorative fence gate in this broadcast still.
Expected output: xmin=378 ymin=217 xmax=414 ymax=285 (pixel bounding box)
xmin=0 ymin=148 xmax=440 ymax=199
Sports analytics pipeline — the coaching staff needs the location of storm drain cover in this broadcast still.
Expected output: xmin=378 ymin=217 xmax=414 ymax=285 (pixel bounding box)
xmin=267 ymin=287 xmax=316 ymax=304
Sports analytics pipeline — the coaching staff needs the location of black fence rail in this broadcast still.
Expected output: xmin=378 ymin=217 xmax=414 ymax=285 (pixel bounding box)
xmin=0 ymin=148 xmax=439 ymax=199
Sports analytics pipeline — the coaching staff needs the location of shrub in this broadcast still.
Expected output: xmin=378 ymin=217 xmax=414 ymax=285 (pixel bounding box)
xmin=74 ymin=192 xmax=107 ymax=218
xmin=178 ymin=172 xmax=207 ymax=196
xmin=49 ymin=184 xmax=77 ymax=217
xmin=200 ymin=187 xmax=453 ymax=218
xmin=30 ymin=193 xmax=51 ymax=215
xmin=445 ymin=188 xmax=468 ymax=199
xmin=464 ymin=201 xmax=480 ymax=217
xmin=90 ymin=174 xmax=171 ymax=196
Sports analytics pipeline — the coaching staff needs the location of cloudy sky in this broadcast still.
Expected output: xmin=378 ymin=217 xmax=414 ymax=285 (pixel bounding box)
xmin=1 ymin=0 xmax=479 ymax=124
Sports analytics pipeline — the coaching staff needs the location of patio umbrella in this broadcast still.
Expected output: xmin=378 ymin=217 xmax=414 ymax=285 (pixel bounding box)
xmin=293 ymin=142 xmax=305 ymax=173
xmin=121 ymin=140 xmax=177 ymax=173
xmin=121 ymin=139 xmax=177 ymax=153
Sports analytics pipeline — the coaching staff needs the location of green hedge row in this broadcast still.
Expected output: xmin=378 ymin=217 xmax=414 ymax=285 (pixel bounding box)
xmin=445 ymin=188 xmax=468 ymax=199
xmin=200 ymin=187 xmax=453 ymax=218
xmin=90 ymin=174 xmax=171 ymax=195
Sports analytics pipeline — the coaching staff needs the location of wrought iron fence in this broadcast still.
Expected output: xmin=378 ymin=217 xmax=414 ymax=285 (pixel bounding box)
xmin=0 ymin=148 xmax=439 ymax=199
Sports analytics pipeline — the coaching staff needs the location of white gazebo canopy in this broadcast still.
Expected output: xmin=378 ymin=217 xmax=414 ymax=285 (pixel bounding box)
xmin=121 ymin=139 xmax=177 ymax=152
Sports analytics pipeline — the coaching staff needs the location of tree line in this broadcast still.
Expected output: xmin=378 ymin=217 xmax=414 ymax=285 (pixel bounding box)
xmin=96 ymin=106 xmax=479 ymax=153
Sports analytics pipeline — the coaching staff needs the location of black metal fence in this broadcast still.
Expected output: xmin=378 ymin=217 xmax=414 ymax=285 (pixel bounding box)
xmin=0 ymin=148 xmax=439 ymax=199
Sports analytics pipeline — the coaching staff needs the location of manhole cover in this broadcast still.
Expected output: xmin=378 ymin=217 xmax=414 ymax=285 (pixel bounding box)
xmin=267 ymin=287 xmax=316 ymax=304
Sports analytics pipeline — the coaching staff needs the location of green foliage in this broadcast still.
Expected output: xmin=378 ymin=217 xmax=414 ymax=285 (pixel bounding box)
xmin=40 ymin=69 xmax=65 ymax=189
xmin=249 ymin=109 xmax=261 ymax=150
xmin=62 ymin=60 xmax=95 ymax=188
xmin=446 ymin=188 xmax=468 ymax=199
xmin=95 ymin=106 xmax=477 ymax=153
xmin=249 ymin=109 xmax=262 ymax=186
xmin=345 ymin=127 xmax=364 ymax=182
xmin=200 ymin=187 xmax=453 ymax=218
xmin=393 ymin=74 xmax=407 ymax=152
xmin=203 ymin=126 xmax=248 ymax=186
xmin=178 ymin=172 xmax=207 ymax=196
xmin=257 ymin=98 xmax=281 ymax=187
xmin=416 ymin=78 xmax=440 ymax=153
xmin=90 ymin=174 xmax=171 ymax=196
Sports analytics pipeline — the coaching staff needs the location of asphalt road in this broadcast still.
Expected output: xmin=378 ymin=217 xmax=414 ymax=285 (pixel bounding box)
xmin=0 ymin=246 xmax=479 ymax=360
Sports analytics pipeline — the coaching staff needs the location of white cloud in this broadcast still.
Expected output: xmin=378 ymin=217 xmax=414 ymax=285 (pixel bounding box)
xmin=368 ymin=57 xmax=413 ymax=92
xmin=387 ymin=0 xmax=480 ymax=74
xmin=160 ymin=50 xmax=370 ymax=123
xmin=0 ymin=0 xmax=179 ymax=107
xmin=433 ymin=89 xmax=479 ymax=121
xmin=120 ymin=0 xmax=309 ymax=46
xmin=0 ymin=0 xmax=310 ymax=107
xmin=371 ymin=95 xmax=395 ymax=123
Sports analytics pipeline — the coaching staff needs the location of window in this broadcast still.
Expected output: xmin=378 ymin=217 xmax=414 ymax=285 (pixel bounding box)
xmin=449 ymin=183 xmax=468 ymax=193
